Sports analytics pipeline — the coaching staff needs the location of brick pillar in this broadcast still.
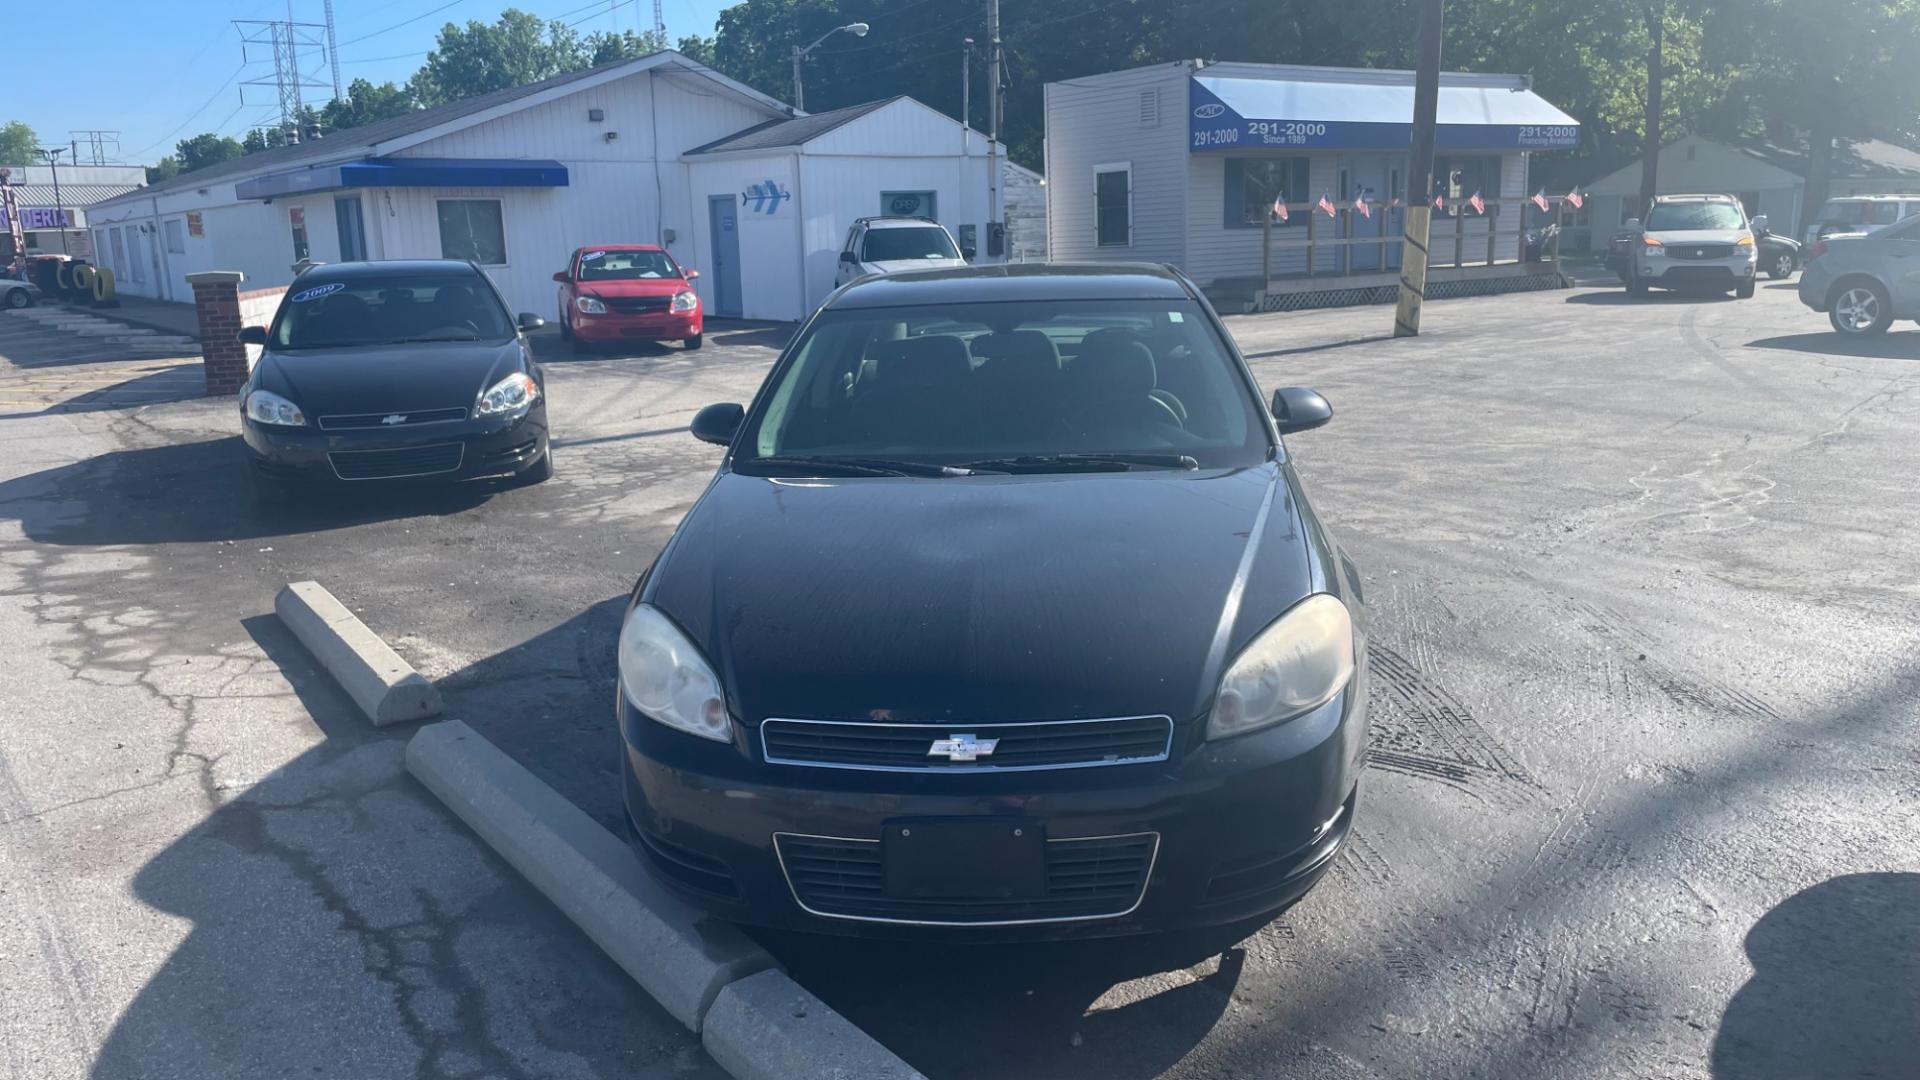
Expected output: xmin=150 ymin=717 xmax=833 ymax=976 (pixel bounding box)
xmin=187 ymin=270 xmax=249 ymax=396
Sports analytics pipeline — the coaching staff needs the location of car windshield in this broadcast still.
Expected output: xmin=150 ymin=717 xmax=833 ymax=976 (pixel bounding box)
xmin=861 ymin=227 xmax=960 ymax=262
xmin=1645 ymin=203 xmax=1747 ymax=231
xmin=272 ymin=274 xmax=514 ymax=349
xmin=735 ymin=298 xmax=1269 ymax=473
xmin=577 ymin=249 xmax=680 ymax=281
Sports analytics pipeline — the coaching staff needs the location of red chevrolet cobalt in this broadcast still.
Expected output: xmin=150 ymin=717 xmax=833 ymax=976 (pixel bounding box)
xmin=553 ymin=245 xmax=703 ymax=353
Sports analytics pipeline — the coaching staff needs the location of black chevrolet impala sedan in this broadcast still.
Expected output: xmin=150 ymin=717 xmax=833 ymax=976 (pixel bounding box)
xmin=619 ymin=263 xmax=1369 ymax=937
xmin=237 ymin=260 xmax=552 ymax=501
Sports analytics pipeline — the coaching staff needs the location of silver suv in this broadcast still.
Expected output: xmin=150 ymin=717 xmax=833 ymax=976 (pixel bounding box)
xmin=1626 ymin=195 xmax=1760 ymax=299
xmin=1797 ymin=212 xmax=1920 ymax=338
xmin=833 ymin=217 xmax=967 ymax=287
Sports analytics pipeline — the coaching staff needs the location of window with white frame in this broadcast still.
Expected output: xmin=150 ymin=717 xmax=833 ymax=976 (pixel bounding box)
xmin=163 ymin=219 xmax=186 ymax=254
xmin=438 ymin=199 xmax=507 ymax=265
xmin=1095 ymin=163 xmax=1131 ymax=247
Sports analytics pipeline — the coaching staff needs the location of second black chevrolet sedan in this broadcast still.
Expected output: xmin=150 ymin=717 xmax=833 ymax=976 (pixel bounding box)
xmin=238 ymin=260 xmax=551 ymax=502
xmin=619 ymin=263 xmax=1369 ymax=937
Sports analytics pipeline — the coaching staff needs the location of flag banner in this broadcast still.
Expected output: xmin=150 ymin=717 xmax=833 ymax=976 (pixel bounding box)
xmin=1317 ymin=192 xmax=1338 ymax=217
xmin=1567 ymin=188 xmax=1585 ymax=210
xmin=1469 ymin=191 xmax=1487 ymax=215
xmin=1354 ymin=192 xmax=1371 ymax=219
xmin=1273 ymin=193 xmax=1289 ymax=222
xmin=1435 ymin=192 xmax=1447 ymax=212
xmin=1532 ymin=190 xmax=1552 ymax=213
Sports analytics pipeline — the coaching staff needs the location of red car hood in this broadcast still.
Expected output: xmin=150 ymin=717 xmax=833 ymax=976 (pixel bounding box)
xmin=577 ymin=278 xmax=688 ymax=299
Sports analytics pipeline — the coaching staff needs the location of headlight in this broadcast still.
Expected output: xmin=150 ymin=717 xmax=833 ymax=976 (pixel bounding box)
xmin=474 ymin=372 xmax=539 ymax=418
xmin=1206 ymin=594 xmax=1354 ymax=741
xmin=575 ymin=295 xmax=607 ymax=314
xmin=244 ymin=388 xmax=306 ymax=427
xmin=617 ymin=604 xmax=730 ymax=743
xmin=1642 ymin=241 xmax=1666 ymax=258
xmin=671 ymin=289 xmax=698 ymax=313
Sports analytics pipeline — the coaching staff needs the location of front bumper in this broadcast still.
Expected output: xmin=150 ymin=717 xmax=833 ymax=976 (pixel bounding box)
xmin=1637 ymin=255 xmax=1756 ymax=289
xmin=1797 ymin=264 xmax=1835 ymax=311
xmin=573 ymin=309 xmax=702 ymax=342
xmin=242 ymin=404 xmax=549 ymax=485
xmin=619 ymin=682 xmax=1368 ymax=940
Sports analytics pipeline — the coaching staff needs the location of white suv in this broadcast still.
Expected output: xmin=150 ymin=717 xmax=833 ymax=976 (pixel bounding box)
xmin=1626 ymin=194 xmax=1759 ymax=299
xmin=833 ymin=217 xmax=967 ymax=287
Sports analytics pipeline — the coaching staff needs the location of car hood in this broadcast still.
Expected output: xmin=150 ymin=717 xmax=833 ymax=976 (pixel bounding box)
xmin=1647 ymin=229 xmax=1751 ymax=245
xmin=578 ymin=279 xmax=689 ymax=298
xmin=644 ymin=463 xmax=1315 ymax=726
xmin=862 ymin=257 xmax=965 ymax=275
xmin=257 ymin=340 xmax=526 ymax=416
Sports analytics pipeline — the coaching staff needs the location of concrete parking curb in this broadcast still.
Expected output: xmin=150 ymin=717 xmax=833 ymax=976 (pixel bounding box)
xmin=274 ymin=581 xmax=442 ymax=725
xmin=404 ymin=720 xmax=775 ymax=1030
xmin=704 ymin=969 xmax=930 ymax=1080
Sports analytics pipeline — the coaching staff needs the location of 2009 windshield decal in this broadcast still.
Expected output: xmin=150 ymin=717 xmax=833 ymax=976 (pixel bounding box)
xmin=289 ymin=282 xmax=345 ymax=303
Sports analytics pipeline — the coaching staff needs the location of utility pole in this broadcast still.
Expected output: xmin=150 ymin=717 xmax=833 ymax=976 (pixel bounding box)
xmin=986 ymin=0 xmax=1001 ymax=258
xmin=1637 ymin=0 xmax=1663 ymax=219
xmin=1392 ymin=0 xmax=1444 ymax=337
xmin=38 ymin=147 xmax=69 ymax=255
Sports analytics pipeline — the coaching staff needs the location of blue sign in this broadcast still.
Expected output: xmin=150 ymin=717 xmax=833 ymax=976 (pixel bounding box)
xmin=1188 ymin=80 xmax=1579 ymax=153
xmin=0 ymin=207 xmax=74 ymax=229
xmin=290 ymin=282 xmax=346 ymax=303
xmin=741 ymin=180 xmax=790 ymax=215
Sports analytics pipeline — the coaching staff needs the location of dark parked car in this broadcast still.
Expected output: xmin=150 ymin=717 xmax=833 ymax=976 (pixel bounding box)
xmin=617 ymin=263 xmax=1369 ymax=938
xmin=1798 ymin=213 xmax=1920 ymax=338
xmin=238 ymin=260 xmax=552 ymax=502
xmin=1754 ymin=219 xmax=1802 ymax=280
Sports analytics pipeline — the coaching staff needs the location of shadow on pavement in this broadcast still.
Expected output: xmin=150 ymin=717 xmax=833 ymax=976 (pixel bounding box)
xmin=1563 ymin=290 xmax=1737 ymax=306
xmin=1711 ymin=873 xmax=1920 ymax=1079
xmin=1745 ymin=331 xmax=1920 ymax=360
xmin=0 ymin=365 xmax=205 ymax=421
xmin=0 ymin=435 xmax=502 ymax=545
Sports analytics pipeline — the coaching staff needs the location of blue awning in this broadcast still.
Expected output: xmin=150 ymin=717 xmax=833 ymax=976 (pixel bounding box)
xmin=1189 ymin=76 xmax=1579 ymax=153
xmin=236 ymin=157 xmax=569 ymax=200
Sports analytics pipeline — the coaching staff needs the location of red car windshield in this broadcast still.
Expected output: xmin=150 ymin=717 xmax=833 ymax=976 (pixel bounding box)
xmin=577 ymin=250 xmax=681 ymax=281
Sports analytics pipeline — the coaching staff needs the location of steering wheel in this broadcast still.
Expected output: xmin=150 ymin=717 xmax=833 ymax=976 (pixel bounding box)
xmin=1063 ymin=393 xmax=1184 ymax=435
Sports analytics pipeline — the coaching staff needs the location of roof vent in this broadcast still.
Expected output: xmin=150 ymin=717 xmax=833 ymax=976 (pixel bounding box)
xmin=1139 ymin=89 xmax=1160 ymax=128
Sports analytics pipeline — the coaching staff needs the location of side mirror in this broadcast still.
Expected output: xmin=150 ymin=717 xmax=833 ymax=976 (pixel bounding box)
xmin=1751 ymin=214 xmax=1769 ymax=236
xmin=236 ymin=325 xmax=268 ymax=345
xmin=690 ymin=402 xmax=745 ymax=446
xmin=839 ymin=250 xmax=857 ymax=264
xmin=684 ymin=268 xmax=699 ymax=280
xmin=552 ymin=271 xmax=570 ymax=283
xmin=517 ymin=312 xmax=546 ymax=331
xmin=1624 ymin=218 xmax=1643 ymax=232
xmin=1271 ymin=387 xmax=1333 ymax=435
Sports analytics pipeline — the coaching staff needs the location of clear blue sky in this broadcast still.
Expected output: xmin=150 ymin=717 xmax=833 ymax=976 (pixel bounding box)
xmin=12 ymin=0 xmax=731 ymax=165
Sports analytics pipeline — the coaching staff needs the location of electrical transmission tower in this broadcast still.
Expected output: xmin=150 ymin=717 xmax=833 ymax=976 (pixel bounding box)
xmin=69 ymin=130 xmax=122 ymax=165
xmin=652 ymin=0 xmax=665 ymax=38
xmin=323 ymin=0 xmax=343 ymax=100
xmin=235 ymin=17 xmax=332 ymax=143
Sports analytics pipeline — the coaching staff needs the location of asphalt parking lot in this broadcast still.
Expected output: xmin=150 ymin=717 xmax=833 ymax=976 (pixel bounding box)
xmin=2 ymin=279 xmax=1916 ymax=1080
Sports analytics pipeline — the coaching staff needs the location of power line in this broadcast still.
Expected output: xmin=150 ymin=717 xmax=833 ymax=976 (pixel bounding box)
xmin=131 ymin=62 xmax=254 ymax=156
xmin=341 ymin=50 xmax=429 ymax=64
xmin=336 ymin=0 xmax=473 ymax=48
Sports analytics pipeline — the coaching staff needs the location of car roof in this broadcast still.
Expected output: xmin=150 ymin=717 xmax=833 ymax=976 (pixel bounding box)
xmin=1652 ymin=194 xmax=1740 ymax=204
xmin=1824 ymin=194 xmax=1915 ymax=202
xmin=303 ymin=259 xmax=487 ymax=279
xmin=857 ymin=217 xmax=944 ymax=229
xmin=574 ymin=243 xmax=667 ymax=252
xmin=827 ymin=262 xmax=1195 ymax=309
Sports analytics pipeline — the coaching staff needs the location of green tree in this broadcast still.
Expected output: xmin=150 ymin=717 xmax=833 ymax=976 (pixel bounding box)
xmin=676 ymin=34 xmax=717 ymax=66
xmin=0 ymin=120 xmax=39 ymax=165
xmin=320 ymin=79 xmax=416 ymax=133
xmin=145 ymin=156 xmax=182 ymax=183
xmin=174 ymin=132 xmax=245 ymax=172
xmin=409 ymin=9 xmax=587 ymax=106
xmin=584 ymin=28 xmax=667 ymax=67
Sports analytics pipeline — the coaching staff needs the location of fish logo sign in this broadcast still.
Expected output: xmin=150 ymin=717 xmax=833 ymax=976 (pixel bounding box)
xmin=741 ymin=180 xmax=791 ymax=215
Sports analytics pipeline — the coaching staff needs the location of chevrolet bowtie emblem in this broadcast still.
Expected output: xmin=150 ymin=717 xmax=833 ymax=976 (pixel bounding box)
xmin=381 ymin=414 xmax=407 ymax=425
xmin=927 ymin=733 xmax=998 ymax=762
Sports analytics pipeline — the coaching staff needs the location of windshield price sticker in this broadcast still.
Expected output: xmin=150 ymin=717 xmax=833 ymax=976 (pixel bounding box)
xmin=289 ymin=282 xmax=345 ymax=303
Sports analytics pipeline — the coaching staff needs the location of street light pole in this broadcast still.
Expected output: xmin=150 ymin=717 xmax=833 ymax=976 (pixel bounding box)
xmin=38 ymin=147 xmax=69 ymax=256
xmin=790 ymin=21 xmax=870 ymax=112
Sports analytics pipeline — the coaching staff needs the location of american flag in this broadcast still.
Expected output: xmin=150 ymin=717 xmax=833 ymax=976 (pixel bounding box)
xmin=1434 ymin=192 xmax=1447 ymax=212
xmin=1567 ymin=188 xmax=1585 ymax=210
xmin=1389 ymin=195 xmax=1404 ymax=209
xmin=1469 ymin=191 xmax=1487 ymax=215
xmin=1532 ymin=189 xmax=1552 ymax=213
xmin=1317 ymin=192 xmax=1338 ymax=218
xmin=1353 ymin=192 xmax=1371 ymax=219
xmin=1273 ymin=192 xmax=1289 ymax=222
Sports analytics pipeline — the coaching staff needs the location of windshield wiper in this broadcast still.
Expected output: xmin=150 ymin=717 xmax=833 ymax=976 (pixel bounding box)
xmin=742 ymin=455 xmax=972 ymax=478
xmin=956 ymin=452 xmax=1200 ymax=473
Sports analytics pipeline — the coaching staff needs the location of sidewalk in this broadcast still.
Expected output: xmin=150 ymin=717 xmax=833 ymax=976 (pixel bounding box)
xmin=75 ymin=294 xmax=202 ymax=340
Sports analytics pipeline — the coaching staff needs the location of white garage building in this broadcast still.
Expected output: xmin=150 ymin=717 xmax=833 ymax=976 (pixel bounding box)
xmin=86 ymin=51 xmax=1025 ymax=323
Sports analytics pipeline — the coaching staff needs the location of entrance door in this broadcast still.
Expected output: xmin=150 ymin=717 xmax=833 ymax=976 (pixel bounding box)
xmin=707 ymin=195 xmax=742 ymax=318
xmin=335 ymin=197 xmax=368 ymax=262
xmin=1346 ymin=156 xmax=1395 ymax=272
